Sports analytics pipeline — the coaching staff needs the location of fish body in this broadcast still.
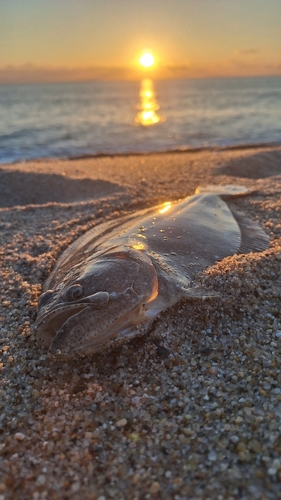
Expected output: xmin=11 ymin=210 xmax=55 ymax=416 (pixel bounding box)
xmin=36 ymin=185 xmax=269 ymax=357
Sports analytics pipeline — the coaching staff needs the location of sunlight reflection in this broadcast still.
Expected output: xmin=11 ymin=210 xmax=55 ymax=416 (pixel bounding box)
xmin=135 ymin=79 xmax=163 ymax=127
xmin=158 ymin=202 xmax=172 ymax=214
xmin=132 ymin=242 xmax=147 ymax=250
xmin=129 ymin=233 xmax=147 ymax=251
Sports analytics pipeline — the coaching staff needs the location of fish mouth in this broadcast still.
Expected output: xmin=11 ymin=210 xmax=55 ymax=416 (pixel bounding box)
xmin=37 ymin=285 xmax=153 ymax=357
xmin=49 ymin=302 xmax=150 ymax=357
xmin=36 ymin=288 xmax=160 ymax=357
xmin=35 ymin=302 xmax=90 ymax=346
xmin=35 ymin=290 xmax=111 ymax=346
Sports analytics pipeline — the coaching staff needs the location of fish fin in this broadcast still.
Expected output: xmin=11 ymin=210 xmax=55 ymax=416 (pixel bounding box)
xmin=181 ymin=286 xmax=220 ymax=301
xmin=195 ymin=185 xmax=269 ymax=253
xmin=195 ymin=184 xmax=256 ymax=198
xmin=231 ymin=209 xmax=269 ymax=254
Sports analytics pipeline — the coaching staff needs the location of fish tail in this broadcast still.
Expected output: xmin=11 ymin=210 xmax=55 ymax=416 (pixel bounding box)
xmin=195 ymin=184 xmax=255 ymax=198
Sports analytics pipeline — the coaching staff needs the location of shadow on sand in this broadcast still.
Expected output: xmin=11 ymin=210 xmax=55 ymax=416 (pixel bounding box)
xmin=216 ymin=149 xmax=281 ymax=179
xmin=0 ymin=169 xmax=125 ymax=208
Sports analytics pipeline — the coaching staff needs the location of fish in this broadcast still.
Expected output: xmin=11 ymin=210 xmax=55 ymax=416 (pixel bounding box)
xmin=35 ymin=184 xmax=269 ymax=357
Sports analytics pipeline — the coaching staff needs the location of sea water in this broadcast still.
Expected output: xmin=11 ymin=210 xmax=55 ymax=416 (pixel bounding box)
xmin=0 ymin=76 xmax=280 ymax=164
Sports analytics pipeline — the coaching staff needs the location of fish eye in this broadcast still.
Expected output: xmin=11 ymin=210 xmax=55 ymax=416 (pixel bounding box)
xmin=63 ymin=284 xmax=83 ymax=302
xmin=38 ymin=290 xmax=54 ymax=308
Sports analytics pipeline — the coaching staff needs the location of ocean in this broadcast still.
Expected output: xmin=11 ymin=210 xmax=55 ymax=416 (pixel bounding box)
xmin=0 ymin=76 xmax=280 ymax=164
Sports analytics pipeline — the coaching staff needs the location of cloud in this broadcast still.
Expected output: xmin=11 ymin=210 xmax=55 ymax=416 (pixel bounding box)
xmin=0 ymin=63 xmax=198 ymax=83
xmin=238 ymin=49 xmax=260 ymax=56
xmin=1 ymin=60 xmax=281 ymax=85
xmin=0 ymin=64 xmax=139 ymax=84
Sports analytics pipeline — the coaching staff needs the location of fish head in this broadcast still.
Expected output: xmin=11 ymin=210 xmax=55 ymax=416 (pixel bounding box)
xmin=35 ymin=247 xmax=159 ymax=357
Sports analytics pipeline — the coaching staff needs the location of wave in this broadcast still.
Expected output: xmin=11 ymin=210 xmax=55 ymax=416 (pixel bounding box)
xmin=1 ymin=77 xmax=281 ymax=165
xmin=2 ymin=141 xmax=281 ymax=166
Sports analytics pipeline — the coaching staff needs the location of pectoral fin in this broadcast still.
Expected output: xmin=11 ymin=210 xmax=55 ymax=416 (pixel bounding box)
xmin=181 ymin=286 xmax=220 ymax=301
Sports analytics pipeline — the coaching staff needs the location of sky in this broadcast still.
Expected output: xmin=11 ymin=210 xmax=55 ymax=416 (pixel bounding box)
xmin=1 ymin=0 xmax=281 ymax=83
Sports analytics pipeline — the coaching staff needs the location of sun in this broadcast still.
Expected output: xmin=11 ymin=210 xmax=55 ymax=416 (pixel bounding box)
xmin=138 ymin=52 xmax=155 ymax=68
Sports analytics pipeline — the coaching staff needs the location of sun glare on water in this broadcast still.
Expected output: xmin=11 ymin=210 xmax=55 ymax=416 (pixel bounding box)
xmin=135 ymin=79 xmax=161 ymax=126
xmin=138 ymin=52 xmax=155 ymax=68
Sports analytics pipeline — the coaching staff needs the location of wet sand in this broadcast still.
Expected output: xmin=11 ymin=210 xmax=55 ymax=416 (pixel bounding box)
xmin=0 ymin=146 xmax=281 ymax=499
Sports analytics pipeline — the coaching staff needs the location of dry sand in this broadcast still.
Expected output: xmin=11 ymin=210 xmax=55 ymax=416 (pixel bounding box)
xmin=0 ymin=146 xmax=281 ymax=499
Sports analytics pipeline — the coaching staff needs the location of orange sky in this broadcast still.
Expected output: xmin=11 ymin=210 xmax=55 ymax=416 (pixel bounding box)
xmin=1 ymin=0 xmax=281 ymax=83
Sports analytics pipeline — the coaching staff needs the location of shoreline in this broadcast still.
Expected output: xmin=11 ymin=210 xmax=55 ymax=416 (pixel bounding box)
xmin=0 ymin=146 xmax=281 ymax=499
xmin=1 ymin=140 xmax=281 ymax=167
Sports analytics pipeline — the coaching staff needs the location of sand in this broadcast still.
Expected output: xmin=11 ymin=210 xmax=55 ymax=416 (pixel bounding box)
xmin=0 ymin=146 xmax=281 ymax=499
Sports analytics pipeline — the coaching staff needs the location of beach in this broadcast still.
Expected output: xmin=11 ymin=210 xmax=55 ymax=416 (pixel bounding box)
xmin=0 ymin=146 xmax=281 ymax=499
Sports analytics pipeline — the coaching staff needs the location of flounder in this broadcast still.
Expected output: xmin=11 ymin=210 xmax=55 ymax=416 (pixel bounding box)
xmin=36 ymin=185 xmax=269 ymax=357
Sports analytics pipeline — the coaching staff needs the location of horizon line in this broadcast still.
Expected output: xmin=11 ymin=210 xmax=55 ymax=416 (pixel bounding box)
xmin=1 ymin=63 xmax=281 ymax=85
